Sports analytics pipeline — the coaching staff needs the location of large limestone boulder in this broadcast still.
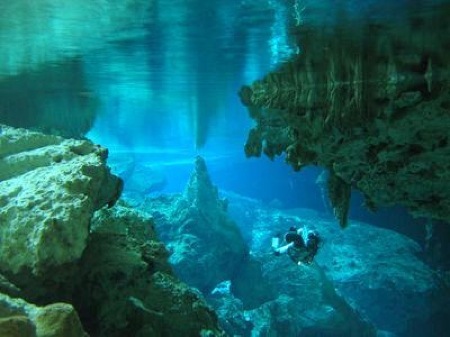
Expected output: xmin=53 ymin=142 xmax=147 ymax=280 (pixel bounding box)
xmin=0 ymin=124 xmax=122 ymax=282
xmin=144 ymin=156 xmax=247 ymax=293
xmin=0 ymin=292 xmax=88 ymax=337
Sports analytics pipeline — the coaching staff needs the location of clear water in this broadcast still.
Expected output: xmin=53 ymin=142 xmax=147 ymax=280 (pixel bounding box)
xmin=0 ymin=1 xmax=447 ymax=233
xmin=0 ymin=0 xmax=444 ymax=247
xmin=0 ymin=0 xmax=308 ymax=202
xmin=0 ymin=0 xmax=442 ymax=211
xmin=0 ymin=1 xmax=449 ymax=336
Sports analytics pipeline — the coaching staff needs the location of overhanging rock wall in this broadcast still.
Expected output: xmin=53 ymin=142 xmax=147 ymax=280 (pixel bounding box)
xmin=239 ymin=3 xmax=450 ymax=226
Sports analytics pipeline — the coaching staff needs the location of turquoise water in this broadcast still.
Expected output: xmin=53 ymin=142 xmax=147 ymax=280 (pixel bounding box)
xmin=0 ymin=1 xmax=449 ymax=336
xmin=0 ymin=0 xmax=442 ymax=211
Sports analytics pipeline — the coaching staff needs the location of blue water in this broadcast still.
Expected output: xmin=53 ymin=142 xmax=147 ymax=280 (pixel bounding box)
xmin=0 ymin=0 xmax=440 ymax=239
xmin=82 ymin=0 xmax=436 ymax=239
xmin=0 ymin=1 xmax=449 ymax=335
xmin=81 ymin=0 xmax=307 ymax=205
xmin=87 ymin=1 xmax=445 ymax=283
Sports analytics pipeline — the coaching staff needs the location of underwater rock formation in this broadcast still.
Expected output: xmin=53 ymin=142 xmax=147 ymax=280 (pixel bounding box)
xmin=0 ymin=292 xmax=88 ymax=337
xmin=219 ymin=263 xmax=376 ymax=337
xmin=75 ymin=205 xmax=225 ymax=337
xmin=225 ymin=193 xmax=444 ymax=337
xmin=142 ymin=159 xmax=377 ymax=336
xmin=239 ymin=3 xmax=450 ymax=226
xmin=0 ymin=125 xmax=122 ymax=291
xmin=143 ymin=156 xmax=248 ymax=293
xmin=226 ymin=203 xmax=376 ymax=336
xmin=0 ymin=125 xmax=225 ymax=336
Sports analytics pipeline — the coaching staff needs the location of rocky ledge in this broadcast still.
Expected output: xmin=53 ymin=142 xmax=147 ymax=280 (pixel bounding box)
xmin=239 ymin=3 xmax=450 ymax=227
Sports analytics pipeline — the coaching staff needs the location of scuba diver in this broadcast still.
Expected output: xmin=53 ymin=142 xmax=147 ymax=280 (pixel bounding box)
xmin=272 ymin=226 xmax=321 ymax=265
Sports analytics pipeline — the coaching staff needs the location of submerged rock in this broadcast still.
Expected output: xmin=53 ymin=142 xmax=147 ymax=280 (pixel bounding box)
xmin=0 ymin=292 xmax=88 ymax=337
xmin=0 ymin=125 xmax=122 ymax=295
xmin=226 ymin=206 xmax=377 ymax=336
xmin=317 ymin=221 xmax=436 ymax=335
xmin=0 ymin=125 xmax=226 ymax=337
xmin=75 ymin=204 xmax=225 ymax=337
xmin=225 ymin=193 xmax=443 ymax=337
xmin=144 ymin=156 xmax=247 ymax=293
xmin=141 ymin=159 xmax=376 ymax=336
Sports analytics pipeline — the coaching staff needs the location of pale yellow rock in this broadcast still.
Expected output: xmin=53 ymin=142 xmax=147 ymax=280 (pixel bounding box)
xmin=0 ymin=293 xmax=88 ymax=337
xmin=0 ymin=125 xmax=122 ymax=276
xmin=34 ymin=303 xmax=88 ymax=337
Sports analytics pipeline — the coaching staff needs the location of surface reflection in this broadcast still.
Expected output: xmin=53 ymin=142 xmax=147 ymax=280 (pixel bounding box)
xmin=2 ymin=1 xmax=445 ymax=153
xmin=87 ymin=0 xmax=296 ymax=150
xmin=0 ymin=0 xmax=296 ymax=151
xmin=0 ymin=0 xmax=152 ymax=76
